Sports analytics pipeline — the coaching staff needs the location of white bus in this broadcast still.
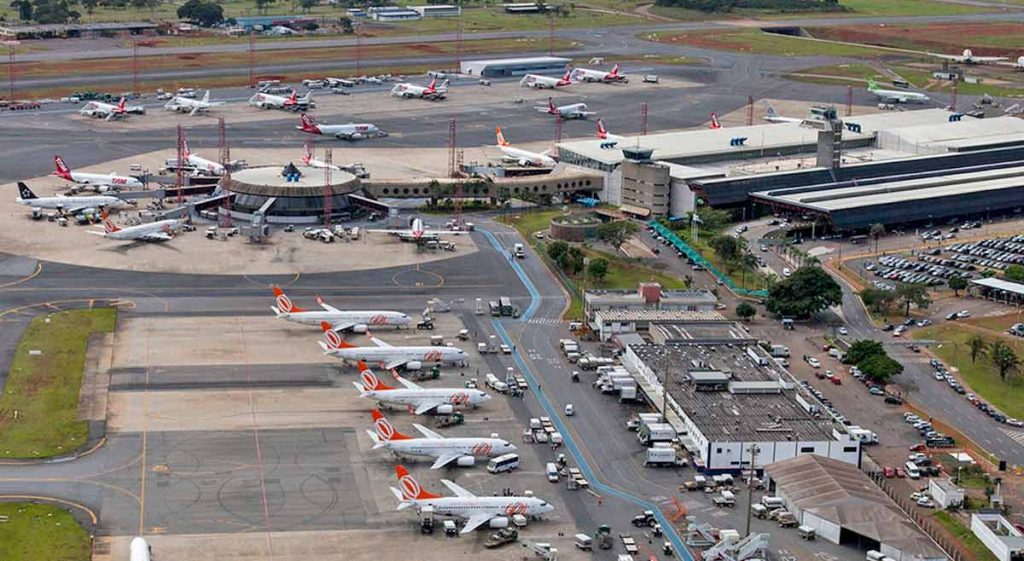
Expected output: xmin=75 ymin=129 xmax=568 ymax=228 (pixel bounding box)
xmin=487 ymin=453 xmax=520 ymax=474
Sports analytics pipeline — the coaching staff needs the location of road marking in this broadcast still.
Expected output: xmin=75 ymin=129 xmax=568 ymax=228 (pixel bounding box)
xmin=1000 ymin=428 xmax=1024 ymax=446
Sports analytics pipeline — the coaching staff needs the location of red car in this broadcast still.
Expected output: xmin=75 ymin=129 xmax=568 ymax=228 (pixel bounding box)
xmin=883 ymin=466 xmax=896 ymax=478
xmin=831 ymin=376 xmax=842 ymax=385
xmin=909 ymin=443 xmax=927 ymax=452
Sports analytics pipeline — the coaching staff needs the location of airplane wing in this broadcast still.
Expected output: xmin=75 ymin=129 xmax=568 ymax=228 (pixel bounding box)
xmin=393 ymin=373 xmax=422 ymax=390
xmin=369 ymin=334 xmax=393 ymax=348
xmin=430 ymin=452 xmax=463 ymax=470
xmin=385 ymin=358 xmax=409 ymax=370
xmin=366 ymin=228 xmax=411 ymax=235
xmin=413 ymin=423 xmax=443 ymax=439
xmin=189 ymin=105 xmax=200 ymax=117
xmin=441 ymin=479 xmax=476 ymax=498
xmin=413 ymin=400 xmax=443 ymax=415
xmin=316 ymin=295 xmax=341 ymax=313
xmin=330 ymin=321 xmax=355 ymax=332
xmin=460 ymin=513 xmax=493 ymax=534
xmin=140 ymin=232 xmax=172 ymax=242
xmin=976 ymin=56 xmax=1008 ymax=62
xmin=929 ymin=53 xmax=960 ymax=61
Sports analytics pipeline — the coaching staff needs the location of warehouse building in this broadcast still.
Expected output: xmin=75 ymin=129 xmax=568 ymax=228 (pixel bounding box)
xmin=0 ymin=21 xmax=157 ymax=39
xmin=764 ymin=455 xmax=947 ymax=561
xmin=408 ymin=5 xmax=461 ymax=17
xmin=970 ymin=277 xmax=1024 ymax=306
xmin=622 ymin=344 xmax=861 ymax=472
xmin=971 ymin=513 xmax=1024 ymax=561
xmin=585 ymin=282 xmax=716 ymax=316
xmin=460 ymin=56 xmax=571 ymax=77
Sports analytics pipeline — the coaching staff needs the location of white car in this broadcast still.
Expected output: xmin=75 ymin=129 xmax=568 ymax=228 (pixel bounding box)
xmin=957 ymin=310 xmax=971 ymax=318
xmin=838 ymin=327 xmax=849 ymax=336
xmin=782 ymin=267 xmax=792 ymax=277
xmin=916 ymin=497 xmax=934 ymax=508
xmin=807 ymin=357 xmax=821 ymax=368
xmin=1007 ymin=418 xmax=1024 ymax=427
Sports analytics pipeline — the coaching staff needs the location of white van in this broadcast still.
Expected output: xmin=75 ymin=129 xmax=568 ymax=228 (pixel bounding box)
xmin=866 ymin=551 xmax=885 ymax=561
xmin=904 ymin=461 xmax=921 ymax=479
xmin=546 ymin=462 xmax=560 ymax=482
xmin=487 ymin=453 xmax=520 ymax=474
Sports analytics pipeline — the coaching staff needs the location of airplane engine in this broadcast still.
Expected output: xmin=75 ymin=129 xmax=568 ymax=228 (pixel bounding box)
xmin=434 ymin=404 xmax=454 ymax=415
xmin=349 ymin=133 xmax=364 ymax=140
xmin=351 ymin=325 xmax=368 ymax=333
xmin=405 ymin=361 xmax=422 ymax=371
xmin=97 ymin=185 xmax=110 ymax=193
xmin=488 ymin=517 xmax=509 ymax=529
xmin=456 ymin=456 xmax=476 ymax=467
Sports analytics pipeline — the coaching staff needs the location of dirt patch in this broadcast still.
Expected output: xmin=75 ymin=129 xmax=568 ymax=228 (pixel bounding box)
xmin=809 ymin=23 xmax=1024 ymax=54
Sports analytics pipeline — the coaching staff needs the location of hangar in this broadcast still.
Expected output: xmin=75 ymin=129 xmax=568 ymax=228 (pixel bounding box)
xmin=460 ymin=56 xmax=572 ymax=77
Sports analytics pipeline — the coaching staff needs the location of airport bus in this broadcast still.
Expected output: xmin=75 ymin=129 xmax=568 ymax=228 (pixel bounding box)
xmin=487 ymin=453 xmax=520 ymax=474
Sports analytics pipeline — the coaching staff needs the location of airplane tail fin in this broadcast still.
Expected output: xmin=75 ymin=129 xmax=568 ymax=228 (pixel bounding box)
xmin=396 ymin=465 xmax=442 ymax=501
xmin=358 ymin=362 xmax=395 ymax=391
xmin=17 ymin=182 xmax=37 ymax=200
xmin=116 ymin=97 xmax=126 ymax=113
xmin=495 ymin=127 xmax=510 ymax=147
xmin=389 ymin=486 xmax=416 ymax=510
xmin=867 ymin=79 xmax=878 ymax=90
xmin=299 ymin=113 xmax=321 ymax=134
xmin=320 ymin=321 xmax=353 ymax=350
xmin=202 ymin=90 xmax=210 ymax=103
xmin=709 ymin=113 xmax=721 ymax=129
xmin=272 ymin=286 xmax=305 ymax=313
xmin=562 ymin=69 xmax=572 ymax=82
xmin=288 ymin=91 xmax=298 ymax=104
xmin=548 ymin=97 xmax=556 ymax=114
xmin=101 ymin=210 xmax=120 ymax=234
xmin=303 ymin=143 xmax=313 ymax=165
xmin=596 ymin=119 xmax=608 ymax=139
xmin=54 ymin=155 xmax=73 ymax=180
xmin=181 ymin=134 xmax=191 ymax=158
xmin=610 ymin=63 xmax=619 ymax=76
xmin=372 ymin=409 xmax=412 ymax=441
xmin=439 ymin=79 xmax=449 ymax=90
xmin=426 ymin=77 xmax=437 ymax=92
xmin=764 ymin=102 xmax=777 ymax=117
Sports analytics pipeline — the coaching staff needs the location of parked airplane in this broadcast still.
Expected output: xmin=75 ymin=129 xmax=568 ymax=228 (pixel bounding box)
xmin=54 ymin=155 xmax=143 ymax=191
xmin=368 ymin=409 xmax=515 ymax=469
xmin=709 ymin=113 xmax=722 ymax=129
xmin=301 ymin=144 xmax=341 ymax=171
xmin=763 ymin=102 xmax=803 ymax=123
xmin=181 ymin=136 xmax=225 ymax=176
xmin=495 ymin=127 xmax=556 ymax=167
xmin=572 ymin=64 xmax=627 ymax=83
xmin=390 ymin=78 xmax=448 ymax=100
xmin=16 ymin=182 xmax=132 ymax=214
xmin=390 ymin=465 xmax=553 ymax=533
xmin=297 ymin=113 xmax=387 ymax=140
xmin=129 ymin=537 xmax=151 ymax=561
xmin=353 ymin=362 xmax=488 ymax=414
xmin=164 ymin=90 xmax=224 ymax=116
xmin=369 ymin=217 xmax=466 ymax=242
xmin=271 ymin=287 xmax=411 ymax=332
xmin=595 ymin=119 xmax=625 ymax=144
xmin=323 ymin=325 xmax=468 ymax=369
xmin=248 ymin=90 xmax=313 ymax=110
xmin=867 ymin=80 xmax=930 ymax=104
xmin=930 ymin=49 xmax=1007 ymax=64
xmin=91 ymin=210 xmax=179 ymax=242
xmin=520 ymin=69 xmax=573 ymax=89
xmin=537 ymin=97 xmax=595 ymax=120
xmin=79 ymin=97 xmax=127 ymax=121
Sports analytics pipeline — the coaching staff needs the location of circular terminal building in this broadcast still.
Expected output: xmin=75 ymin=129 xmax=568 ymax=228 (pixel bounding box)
xmin=549 ymin=213 xmax=602 ymax=242
xmin=221 ymin=164 xmax=363 ymax=224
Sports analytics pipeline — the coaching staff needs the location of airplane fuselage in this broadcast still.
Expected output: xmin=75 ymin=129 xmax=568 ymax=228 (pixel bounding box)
xmin=406 ymin=496 xmax=551 ymax=523
xmin=106 ymin=219 xmax=179 ymax=241
xmin=277 ymin=310 xmax=410 ymax=329
xmin=332 ymin=346 xmax=467 ymax=365
xmin=18 ymin=195 xmax=127 ymax=211
xmin=187 ymin=154 xmax=225 ymax=176
xmin=65 ymin=171 xmax=142 ymax=189
xmin=381 ymin=437 xmax=514 ymax=460
xmin=499 ymin=146 xmax=555 ymax=167
xmin=362 ymin=388 xmax=490 ymax=409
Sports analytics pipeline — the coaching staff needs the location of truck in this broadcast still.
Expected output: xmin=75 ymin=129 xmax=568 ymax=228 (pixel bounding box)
xmin=746 ymin=346 xmax=769 ymax=367
xmin=644 ymin=444 xmax=687 ymax=467
xmin=619 ymin=385 xmax=638 ymax=402
xmin=499 ymin=296 xmax=514 ymax=316
xmin=769 ymin=344 xmax=790 ymax=358
xmin=638 ymin=423 xmax=676 ymax=446
xmin=513 ymin=243 xmax=525 ymax=258
xmin=844 ymin=426 xmax=879 ymax=445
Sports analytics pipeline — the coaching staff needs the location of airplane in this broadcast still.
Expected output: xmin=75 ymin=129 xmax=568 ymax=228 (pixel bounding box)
xmin=368 ymin=217 xmax=467 ymax=242
xmin=302 ymin=144 xmax=341 ymax=171
xmin=572 ymin=64 xmax=627 ymax=83
xmin=322 ymin=324 xmax=469 ymax=370
xmin=270 ymin=287 xmax=411 ymax=332
xmin=130 ymin=537 xmax=151 ymax=561
xmin=709 ymin=113 xmax=722 ymax=129
xmin=929 ymin=49 xmax=1007 ymax=65
xmin=181 ymin=136 xmax=225 ymax=176
xmin=352 ymin=361 xmax=488 ymax=415
xmin=91 ymin=210 xmax=179 ymax=242
xmin=495 ymin=127 xmax=556 ymax=167
xmin=537 ymin=97 xmax=595 ymax=120
xmin=16 ymin=182 xmax=132 ymax=214
xmin=54 ymin=155 xmax=143 ymax=191
xmin=248 ymin=90 xmax=313 ymax=110
xmin=297 ymin=113 xmax=387 ymax=140
xmin=390 ymin=78 xmax=448 ymax=100
xmin=79 ymin=97 xmax=127 ymax=121
xmin=519 ymin=70 xmax=573 ymax=89
xmin=867 ymin=79 xmax=930 ymax=104
xmin=595 ymin=119 xmax=626 ymax=149
xmin=389 ymin=465 xmax=554 ymax=534
xmin=763 ymin=102 xmax=803 ymax=124
xmin=164 ymin=90 xmax=224 ymax=116
xmin=367 ymin=409 xmax=516 ymax=469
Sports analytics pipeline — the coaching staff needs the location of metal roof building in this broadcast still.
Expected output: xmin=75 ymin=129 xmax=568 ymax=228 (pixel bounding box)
xmin=460 ymin=56 xmax=571 ymax=78
xmin=0 ymin=21 xmax=157 ymax=38
xmin=765 ymin=455 xmax=947 ymax=561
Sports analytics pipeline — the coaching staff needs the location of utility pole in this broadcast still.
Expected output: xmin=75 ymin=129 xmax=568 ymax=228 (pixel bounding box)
xmin=248 ymin=33 xmax=255 ymax=87
xmin=744 ymin=444 xmax=759 ymax=537
xmin=548 ymin=15 xmax=555 ymax=56
xmin=641 ymin=101 xmax=648 ymax=136
xmin=3 ymin=41 xmax=18 ymax=100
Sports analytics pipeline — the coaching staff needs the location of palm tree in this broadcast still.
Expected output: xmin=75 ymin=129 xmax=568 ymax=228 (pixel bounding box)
xmin=738 ymin=253 xmax=759 ymax=288
xmin=968 ymin=334 xmax=987 ymax=364
xmin=989 ymin=341 xmax=1020 ymax=383
xmin=869 ymin=223 xmax=886 ymax=253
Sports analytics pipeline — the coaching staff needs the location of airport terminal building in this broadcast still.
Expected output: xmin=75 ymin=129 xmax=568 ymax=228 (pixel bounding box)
xmin=460 ymin=56 xmax=572 ymax=77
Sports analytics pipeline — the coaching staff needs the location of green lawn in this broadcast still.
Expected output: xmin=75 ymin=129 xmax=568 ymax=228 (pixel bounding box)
xmin=933 ymin=511 xmax=1000 ymax=561
xmin=0 ymin=309 xmax=116 ymax=458
xmin=644 ymin=29 xmax=892 ymax=58
xmin=372 ymin=7 xmax=643 ymax=36
xmin=964 ymin=313 xmax=1020 ymax=334
xmin=0 ymin=503 xmax=91 ymax=561
xmin=912 ymin=325 xmax=1024 ymax=420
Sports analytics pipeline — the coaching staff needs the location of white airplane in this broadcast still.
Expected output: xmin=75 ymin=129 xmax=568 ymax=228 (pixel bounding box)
xmin=130 ymin=537 xmax=151 ymax=561
xmin=595 ymin=119 xmax=625 ymax=144
xmin=92 ymin=210 xmax=179 ymax=242
xmin=494 ymin=127 xmax=555 ymax=167
xmin=301 ymin=144 xmax=341 ymax=171
xmin=164 ymin=90 xmax=224 ymax=116
xmin=868 ymin=80 xmax=930 ymax=104
xmin=537 ymin=97 xmax=595 ymax=120
xmin=271 ymin=287 xmax=411 ymax=332
xmin=369 ymin=217 xmax=466 ymax=242
xmin=709 ymin=113 xmax=722 ymax=129
xmin=297 ymin=113 xmax=387 ymax=140
xmin=763 ymin=102 xmax=803 ymax=124
xmin=1016 ymin=56 xmax=1024 ymax=70
xmin=322 ymin=324 xmax=469 ymax=370
xmin=54 ymin=155 xmax=143 ymax=191
xmin=16 ymin=182 xmax=132 ymax=214
xmin=248 ymin=90 xmax=313 ymax=110
xmin=929 ymin=49 xmax=1007 ymax=65
xmin=390 ymin=78 xmax=448 ymax=100
xmin=367 ymin=409 xmax=516 ymax=469
xmin=572 ymin=64 xmax=627 ymax=83
xmin=352 ymin=362 xmax=488 ymax=415
xmin=79 ymin=97 xmax=127 ymax=121
xmin=390 ymin=465 xmax=554 ymax=534
xmin=181 ymin=136 xmax=225 ymax=176
xmin=519 ymin=70 xmax=573 ymax=89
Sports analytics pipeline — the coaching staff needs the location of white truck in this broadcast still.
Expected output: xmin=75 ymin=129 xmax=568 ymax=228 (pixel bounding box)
xmin=644 ymin=444 xmax=688 ymax=467
xmin=638 ymin=423 xmax=677 ymax=446
xmin=769 ymin=344 xmax=790 ymax=358
xmin=843 ymin=426 xmax=879 ymax=445
xmin=513 ymin=243 xmax=525 ymax=258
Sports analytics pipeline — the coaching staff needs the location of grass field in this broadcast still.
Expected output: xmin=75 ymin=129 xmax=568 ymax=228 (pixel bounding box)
xmin=965 ymin=313 xmax=1020 ymax=334
xmin=808 ymin=22 xmax=1024 ymax=53
xmin=0 ymin=309 xmax=116 ymax=458
xmin=370 ymin=7 xmax=643 ymax=36
xmin=643 ymin=29 xmax=891 ymax=57
xmin=912 ymin=325 xmax=1024 ymax=420
xmin=0 ymin=503 xmax=91 ymax=561
xmin=933 ymin=511 xmax=1000 ymax=561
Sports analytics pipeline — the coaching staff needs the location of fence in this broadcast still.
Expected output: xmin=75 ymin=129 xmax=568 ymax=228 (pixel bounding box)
xmin=648 ymin=220 xmax=768 ymax=298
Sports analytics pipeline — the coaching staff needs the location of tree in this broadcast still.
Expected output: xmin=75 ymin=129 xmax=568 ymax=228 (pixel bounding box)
xmin=738 ymin=253 xmax=759 ymax=288
xmin=32 ymin=0 xmax=79 ymax=23
xmin=860 ymin=287 xmax=896 ymax=315
xmin=255 ymin=0 xmax=275 ymax=14
xmin=869 ymin=223 xmax=885 ymax=253
xmin=859 ymin=353 xmax=903 ymax=382
xmin=177 ymin=0 xmax=224 ymax=26
xmin=1005 ymin=264 xmax=1024 ymax=283
xmin=587 ymin=257 xmax=609 ymax=282
xmin=765 ymin=266 xmax=842 ymax=318
xmin=561 ymin=246 xmax=585 ymax=275
xmin=843 ymin=340 xmax=886 ymax=365
xmin=948 ymin=275 xmax=967 ymax=296
xmin=968 ymin=334 xmax=987 ymax=364
xmin=298 ymin=0 xmax=317 ymax=13
xmin=596 ymin=221 xmax=639 ymax=249
xmin=80 ymin=0 xmax=95 ymax=16
xmin=709 ymin=234 xmax=741 ymax=263
xmin=981 ymin=269 xmax=996 ymax=278
xmin=547 ymin=240 xmax=568 ymax=263
xmin=990 ymin=341 xmax=1019 ymax=383
xmin=895 ymin=282 xmax=930 ymax=317
xmin=735 ymin=302 xmax=756 ymax=321
xmin=10 ymin=0 xmax=31 ymax=20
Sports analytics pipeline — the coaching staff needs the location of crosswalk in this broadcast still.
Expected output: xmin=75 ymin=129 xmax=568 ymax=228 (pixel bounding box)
xmin=526 ymin=317 xmax=563 ymax=326
xmin=1000 ymin=428 xmax=1024 ymax=446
